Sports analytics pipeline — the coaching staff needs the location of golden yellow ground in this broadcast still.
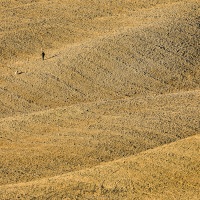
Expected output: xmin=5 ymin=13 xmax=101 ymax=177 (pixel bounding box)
xmin=0 ymin=0 xmax=199 ymax=199
xmin=1 ymin=135 xmax=199 ymax=199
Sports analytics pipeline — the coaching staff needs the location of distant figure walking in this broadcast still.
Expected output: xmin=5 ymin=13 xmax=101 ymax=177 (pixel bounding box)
xmin=42 ymin=51 xmax=45 ymax=60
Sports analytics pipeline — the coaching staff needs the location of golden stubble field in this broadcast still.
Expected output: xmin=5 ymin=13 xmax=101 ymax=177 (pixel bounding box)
xmin=0 ymin=0 xmax=200 ymax=199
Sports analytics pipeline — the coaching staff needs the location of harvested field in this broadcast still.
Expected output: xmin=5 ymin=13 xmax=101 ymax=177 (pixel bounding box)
xmin=0 ymin=0 xmax=199 ymax=199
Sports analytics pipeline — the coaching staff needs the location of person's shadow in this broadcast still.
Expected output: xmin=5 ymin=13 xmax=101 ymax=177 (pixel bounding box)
xmin=46 ymin=53 xmax=60 ymax=60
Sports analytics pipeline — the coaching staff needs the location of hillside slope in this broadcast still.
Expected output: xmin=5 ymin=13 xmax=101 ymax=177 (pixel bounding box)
xmin=0 ymin=0 xmax=190 ymax=62
xmin=0 ymin=134 xmax=199 ymax=199
xmin=0 ymin=0 xmax=200 ymax=199
xmin=0 ymin=0 xmax=199 ymax=117
xmin=0 ymin=90 xmax=199 ymax=185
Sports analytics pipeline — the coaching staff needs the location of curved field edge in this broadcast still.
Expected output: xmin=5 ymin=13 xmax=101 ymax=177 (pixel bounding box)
xmin=0 ymin=134 xmax=199 ymax=199
xmin=0 ymin=90 xmax=199 ymax=185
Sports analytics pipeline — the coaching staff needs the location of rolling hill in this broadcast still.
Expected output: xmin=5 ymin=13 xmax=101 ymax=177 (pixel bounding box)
xmin=0 ymin=0 xmax=199 ymax=199
xmin=0 ymin=0 xmax=199 ymax=117
xmin=0 ymin=134 xmax=199 ymax=199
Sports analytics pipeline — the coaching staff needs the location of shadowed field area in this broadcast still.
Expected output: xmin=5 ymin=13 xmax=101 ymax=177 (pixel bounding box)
xmin=0 ymin=135 xmax=199 ymax=199
xmin=0 ymin=0 xmax=200 ymax=199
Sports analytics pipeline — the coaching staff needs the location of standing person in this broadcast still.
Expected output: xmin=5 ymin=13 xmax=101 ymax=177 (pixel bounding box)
xmin=42 ymin=51 xmax=45 ymax=60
